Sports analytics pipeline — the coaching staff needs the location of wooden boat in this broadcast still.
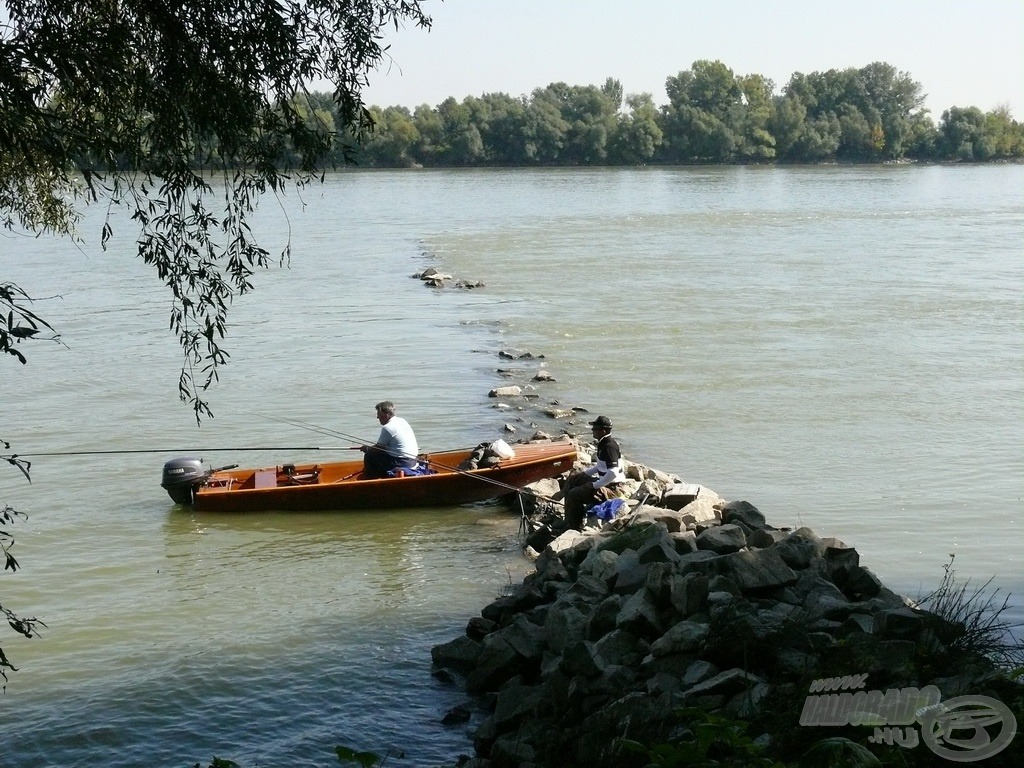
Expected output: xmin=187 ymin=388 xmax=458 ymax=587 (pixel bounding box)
xmin=161 ymin=441 xmax=577 ymax=512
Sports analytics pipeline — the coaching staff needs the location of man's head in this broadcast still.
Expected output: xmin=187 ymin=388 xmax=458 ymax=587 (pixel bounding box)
xmin=589 ymin=415 xmax=612 ymax=435
xmin=375 ymin=400 xmax=396 ymax=424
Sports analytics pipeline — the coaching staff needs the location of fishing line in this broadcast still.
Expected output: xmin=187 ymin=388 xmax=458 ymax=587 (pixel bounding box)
xmin=3 ymin=414 xmax=571 ymax=506
xmin=3 ymin=446 xmax=351 ymax=458
xmin=256 ymin=412 xmax=373 ymax=448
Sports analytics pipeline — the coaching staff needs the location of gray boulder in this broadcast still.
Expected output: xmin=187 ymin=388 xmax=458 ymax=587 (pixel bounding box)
xmin=720 ymin=500 xmax=767 ymax=529
xmin=650 ymin=619 xmax=709 ymax=657
xmin=718 ymin=548 xmax=798 ymax=594
xmin=696 ymin=523 xmax=747 ymax=554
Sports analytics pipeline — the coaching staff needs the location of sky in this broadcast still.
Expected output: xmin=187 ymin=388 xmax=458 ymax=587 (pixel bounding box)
xmin=362 ymin=0 xmax=1024 ymax=119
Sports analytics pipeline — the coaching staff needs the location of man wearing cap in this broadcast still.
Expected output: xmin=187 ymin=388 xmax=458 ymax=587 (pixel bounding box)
xmin=562 ymin=415 xmax=627 ymax=529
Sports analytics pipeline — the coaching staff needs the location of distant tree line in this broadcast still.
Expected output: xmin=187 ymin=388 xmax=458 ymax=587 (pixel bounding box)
xmin=300 ymin=60 xmax=1023 ymax=167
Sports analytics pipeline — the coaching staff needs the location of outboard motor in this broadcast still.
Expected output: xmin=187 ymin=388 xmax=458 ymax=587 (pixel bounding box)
xmin=161 ymin=457 xmax=209 ymax=505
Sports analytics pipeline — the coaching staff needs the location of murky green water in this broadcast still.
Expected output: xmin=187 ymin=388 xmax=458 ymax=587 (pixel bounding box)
xmin=1 ymin=165 xmax=1021 ymax=766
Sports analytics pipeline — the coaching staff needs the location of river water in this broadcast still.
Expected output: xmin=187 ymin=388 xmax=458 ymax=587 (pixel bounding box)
xmin=1 ymin=165 xmax=1021 ymax=766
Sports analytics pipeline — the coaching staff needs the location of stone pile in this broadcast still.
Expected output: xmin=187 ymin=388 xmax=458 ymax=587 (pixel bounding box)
xmin=413 ymin=266 xmax=485 ymax=290
xmin=430 ymin=442 xmax=1014 ymax=767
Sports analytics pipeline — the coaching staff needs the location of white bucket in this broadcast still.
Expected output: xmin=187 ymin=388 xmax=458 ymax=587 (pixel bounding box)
xmin=489 ymin=439 xmax=516 ymax=459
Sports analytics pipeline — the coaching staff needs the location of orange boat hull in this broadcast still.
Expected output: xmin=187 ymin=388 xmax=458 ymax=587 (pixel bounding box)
xmin=188 ymin=442 xmax=576 ymax=512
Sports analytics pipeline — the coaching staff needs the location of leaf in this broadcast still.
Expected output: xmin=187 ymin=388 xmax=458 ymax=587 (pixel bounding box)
xmin=335 ymin=745 xmax=383 ymax=767
xmin=800 ymin=737 xmax=881 ymax=768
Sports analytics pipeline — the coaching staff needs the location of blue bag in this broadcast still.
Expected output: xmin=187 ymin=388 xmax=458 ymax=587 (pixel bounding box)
xmin=591 ymin=498 xmax=626 ymax=521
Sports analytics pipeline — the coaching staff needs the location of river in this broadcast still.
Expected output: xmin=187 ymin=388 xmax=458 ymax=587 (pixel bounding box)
xmin=1 ymin=164 xmax=1021 ymax=766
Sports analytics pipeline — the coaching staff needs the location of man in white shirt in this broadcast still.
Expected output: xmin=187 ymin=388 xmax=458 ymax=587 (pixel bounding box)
xmin=360 ymin=400 xmax=420 ymax=479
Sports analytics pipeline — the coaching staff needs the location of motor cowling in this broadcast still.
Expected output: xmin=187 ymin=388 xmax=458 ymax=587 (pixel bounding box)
xmin=161 ymin=457 xmax=209 ymax=505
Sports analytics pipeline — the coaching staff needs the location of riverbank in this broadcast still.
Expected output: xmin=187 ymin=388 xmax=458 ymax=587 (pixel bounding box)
xmin=429 ymin=430 xmax=1023 ymax=767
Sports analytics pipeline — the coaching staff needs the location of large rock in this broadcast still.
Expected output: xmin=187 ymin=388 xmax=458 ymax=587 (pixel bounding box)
xmin=593 ymin=628 xmax=648 ymax=669
xmin=720 ymin=500 xmax=767 ymax=529
xmin=669 ymin=571 xmax=710 ymax=618
xmin=773 ymin=527 xmax=826 ymax=569
xmin=488 ymin=385 xmax=522 ymax=397
xmin=650 ymin=619 xmax=709 ymax=657
xmin=465 ymin=615 xmax=545 ymax=693
xmin=636 ymin=531 xmax=682 ymax=565
xmin=579 ymin=547 xmax=620 ymax=583
xmin=491 ymin=682 xmax=543 ymax=729
xmin=543 ymin=599 xmax=591 ymax=654
xmin=696 ymin=523 xmax=747 ymax=554
xmin=559 ymin=640 xmax=602 ymax=678
xmin=587 ymin=594 xmax=622 ymax=639
xmin=678 ymin=496 xmax=721 ymax=527
xmin=873 ymin=606 xmax=926 ymax=639
xmin=823 ymin=543 xmax=861 ymax=586
xmin=662 ymin=483 xmax=703 ymax=511
xmin=628 ymin=505 xmax=690 ymax=532
xmin=431 ymin=634 xmax=482 ymax=671
xmin=615 ymin=589 xmax=664 ymax=638
xmin=610 ymin=551 xmax=651 ymax=596
xmin=718 ymin=548 xmax=798 ymax=594
xmin=683 ymin=668 xmax=764 ymax=699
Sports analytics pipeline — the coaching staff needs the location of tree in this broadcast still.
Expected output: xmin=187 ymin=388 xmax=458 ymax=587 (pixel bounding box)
xmin=360 ymin=105 xmax=420 ymax=167
xmin=939 ymin=106 xmax=990 ymax=159
xmin=477 ymin=92 xmax=532 ymax=165
xmin=523 ymin=89 xmax=570 ymax=164
xmin=1 ymin=0 xmax=431 ymax=420
xmin=608 ymin=93 xmax=663 ymax=165
xmin=527 ymin=81 xmax=621 ymax=165
xmin=660 ymin=61 xmax=742 ymax=162
xmin=857 ymin=61 xmax=926 ymax=159
xmin=411 ymin=103 xmax=445 ymax=165
xmin=903 ymin=110 xmax=940 ymax=159
xmin=983 ymin=104 xmax=1024 ymax=158
xmin=1 ymin=458 xmax=45 ymax=688
xmin=734 ymin=73 xmax=776 ymax=161
xmin=0 ymin=0 xmax=430 ymax=687
xmin=794 ymin=114 xmax=842 ymax=161
xmin=770 ymin=93 xmax=808 ymax=160
xmin=434 ymin=97 xmax=485 ymax=166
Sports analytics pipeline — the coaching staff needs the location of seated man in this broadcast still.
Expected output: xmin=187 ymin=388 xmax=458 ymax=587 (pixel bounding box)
xmin=359 ymin=400 xmax=420 ymax=479
xmin=562 ymin=415 xmax=627 ymax=529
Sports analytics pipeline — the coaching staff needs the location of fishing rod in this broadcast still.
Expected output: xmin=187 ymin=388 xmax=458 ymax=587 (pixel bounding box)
xmin=257 ymin=412 xmax=569 ymax=505
xmin=3 ymin=446 xmax=351 ymax=459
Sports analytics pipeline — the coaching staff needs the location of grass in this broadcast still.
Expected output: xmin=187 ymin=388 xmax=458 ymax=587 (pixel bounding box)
xmin=916 ymin=555 xmax=1024 ymax=669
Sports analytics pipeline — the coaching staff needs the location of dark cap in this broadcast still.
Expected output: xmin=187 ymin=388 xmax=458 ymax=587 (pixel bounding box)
xmin=589 ymin=415 xmax=613 ymax=430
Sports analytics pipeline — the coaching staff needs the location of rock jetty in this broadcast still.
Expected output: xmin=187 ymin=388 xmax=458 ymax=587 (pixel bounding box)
xmin=431 ymin=436 xmax=1022 ymax=768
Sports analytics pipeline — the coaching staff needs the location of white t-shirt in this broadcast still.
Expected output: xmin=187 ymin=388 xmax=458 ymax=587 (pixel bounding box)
xmin=378 ymin=416 xmax=419 ymax=466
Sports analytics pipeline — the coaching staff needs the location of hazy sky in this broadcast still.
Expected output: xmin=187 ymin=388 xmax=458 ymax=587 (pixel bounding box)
xmin=363 ymin=0 xmax=1024 ymax=119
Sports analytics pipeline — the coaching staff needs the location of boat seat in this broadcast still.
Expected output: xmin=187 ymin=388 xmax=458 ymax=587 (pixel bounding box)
xmin=254 ymin=469 xmax=277 ymax=489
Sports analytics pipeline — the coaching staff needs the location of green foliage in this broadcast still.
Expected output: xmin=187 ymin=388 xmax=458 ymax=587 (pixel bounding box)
xmin=798 ymin=737 xmax=879 ymax=767
xmin=615 ymin=708 xmax=787 ymax=767
xmin=916 ymin=555 xmax=1024 ymax=669
xmin=0 ymin=494 xmax=45 ymax=687
xmin=1 ymin=282 xmax=63 ymax=365
xmin=349 ymin=58 xmax=1020 ymax=169
xmin=335 ymin=744 xmax=405 ymax=767
xmin=1 ymin=0 xmax=431 ymax=420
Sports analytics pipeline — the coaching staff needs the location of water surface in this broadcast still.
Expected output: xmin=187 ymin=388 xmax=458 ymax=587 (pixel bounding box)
xmin=1 ymin=165 xmax=1021 ymax=766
